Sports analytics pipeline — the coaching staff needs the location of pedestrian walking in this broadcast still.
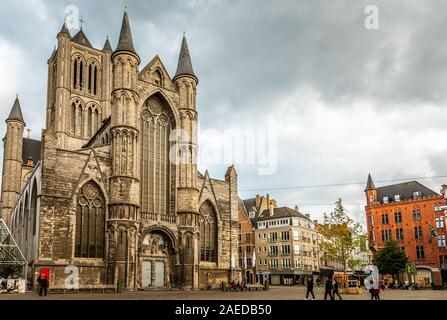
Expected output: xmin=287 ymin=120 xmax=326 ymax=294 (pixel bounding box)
xmin=39 ymin=274 xmax=49 ymax=296
xmin=374 ymin=286 xmax=381 ymax=300
xmin=369 ymin=279 xmax=375 ymax=300
xmin=304 ymin=276 xmax=315 ymax=300
xmin=332 ymin=279 xmax=342 ymax=300
xmin=324 ymin=276 xmax=334 ymax=300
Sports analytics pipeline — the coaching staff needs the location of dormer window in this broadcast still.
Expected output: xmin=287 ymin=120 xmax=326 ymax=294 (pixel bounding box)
xmin=383 ymin=197 xmax=389 ymax=204
xmin=394 ymin=194 xmax=400 ymax=202
xmin=413 ymin=191 xmax=421 ymax=199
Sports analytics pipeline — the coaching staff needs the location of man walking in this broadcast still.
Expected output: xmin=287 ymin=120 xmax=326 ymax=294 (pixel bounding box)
xmin=324 ymin=276 xmax=334 ymax=300
xmin=304 ymin=276 xmax=315 ymax=300
xmin=39 ymin=274 xmax=49 ymax=296
xmin=333 ymin=279 xmax=342 ymax=300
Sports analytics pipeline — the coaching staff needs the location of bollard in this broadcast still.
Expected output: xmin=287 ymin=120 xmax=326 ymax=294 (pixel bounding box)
xmin=264 ymin=280 xmax=270 ymax=291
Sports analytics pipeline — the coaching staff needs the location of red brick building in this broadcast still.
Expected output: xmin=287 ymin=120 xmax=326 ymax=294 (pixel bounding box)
xmin=365 ymin=174 xmax=447 ymax=286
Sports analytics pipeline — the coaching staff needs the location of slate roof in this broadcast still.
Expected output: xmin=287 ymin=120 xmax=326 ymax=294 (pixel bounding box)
xmin=59 ymin=22 xmax=70 ymax=37
xmin=22 ymin=138 xmax=41 ymax=165
xmin=376 ymin=181 xmax=440 ymax=203
xmin=365 ymin=173 xmax=376 ymax=191
xmin=174 ymin=35 xmax=197 ymax=81
xmin=7 ymin=97 xmax=24 ymax=123
xmin=102 ymin=37 xmax=112 ymax=52
xmin=256 ymin=206 xmax=311 ymax=222
xmin=72 ymin=29 xmax=92 ymax=48
xmin=115 ymin=11 xmax=137 ymax=55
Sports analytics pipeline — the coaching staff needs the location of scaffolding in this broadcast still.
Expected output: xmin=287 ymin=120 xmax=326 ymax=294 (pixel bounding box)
xmin=0 ymin=219 xmax=27 ymax=279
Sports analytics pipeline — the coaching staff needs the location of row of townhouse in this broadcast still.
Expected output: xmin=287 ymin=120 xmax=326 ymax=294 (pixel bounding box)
xmin=238 ymin=194 xmax=372 ymax=286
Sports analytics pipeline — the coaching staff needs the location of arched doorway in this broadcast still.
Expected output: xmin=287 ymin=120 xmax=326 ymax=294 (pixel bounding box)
xmin=139 ymin=229 xmax=176 ymax=288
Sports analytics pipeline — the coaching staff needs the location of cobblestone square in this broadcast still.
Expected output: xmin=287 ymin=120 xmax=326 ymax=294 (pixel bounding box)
xmin=1 ymin=286 xmax=447 ymax=300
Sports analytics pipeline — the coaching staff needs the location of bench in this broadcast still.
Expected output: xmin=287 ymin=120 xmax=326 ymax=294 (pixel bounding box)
xmin=246 ymin=284 xmax=264 ymax=291
xmin=49 ymin=285 xmax=116 ymax=294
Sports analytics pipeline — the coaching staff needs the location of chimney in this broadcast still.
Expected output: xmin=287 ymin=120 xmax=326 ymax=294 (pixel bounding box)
xmin=441 ymin=185 xmax=447 ymax=201
xmin=313 ymin=219 xmax=318 ymax=225
xmin=270 ymin=205 xmax=274 ymax=217
xmin=255 ymin=194 xmax=261 ymax=208
xmin=294 ymin=205 xmax=299 ymax=211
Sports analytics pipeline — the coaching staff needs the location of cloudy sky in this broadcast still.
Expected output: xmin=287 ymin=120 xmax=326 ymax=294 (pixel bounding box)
xmin=1 ymin=0 xmax=447 ymax=227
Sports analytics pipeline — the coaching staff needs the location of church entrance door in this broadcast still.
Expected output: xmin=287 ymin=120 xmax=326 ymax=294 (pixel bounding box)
xmin=155 ymin=261 xmax=165 ymax=287
xmin=142 ymin=261 xmax=152 ymax=287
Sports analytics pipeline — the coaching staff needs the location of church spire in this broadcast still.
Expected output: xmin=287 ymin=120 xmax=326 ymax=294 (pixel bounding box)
xmin=174 ymin=34 xmax=197 ymax=82
xmin=7 ymin=95 xmax=25 ymax=124
xmin=102 ymin=36 xmax=112 ymax=52
xmin=365 ymin=173 xmax=376 ymax=191
xmin=114 ymin=11 xmax=137 ymax=57
xmin=58 ymin=21 xmax=71 ymax=38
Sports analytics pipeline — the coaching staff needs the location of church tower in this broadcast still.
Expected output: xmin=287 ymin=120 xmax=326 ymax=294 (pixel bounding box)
xmin=46 ymin=21 xmax=112 ymax=150
xmin=0 ymin=96 xmax=25 ymax=227
xmin=172 ymin=35 xmax=200 ymax=288
xmin=365 ymin=173 xmax=377 ymax=207
xmin=107 ymin=11 xmax=140 ymax=291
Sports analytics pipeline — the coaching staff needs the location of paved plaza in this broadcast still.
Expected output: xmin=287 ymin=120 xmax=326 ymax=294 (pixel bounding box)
xmin=0 ymin=286 xmax=446 ymax=300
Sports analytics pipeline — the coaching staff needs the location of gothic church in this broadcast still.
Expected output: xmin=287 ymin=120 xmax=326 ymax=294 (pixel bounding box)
xmin=0 ymin=11 xmax=240 ymax=290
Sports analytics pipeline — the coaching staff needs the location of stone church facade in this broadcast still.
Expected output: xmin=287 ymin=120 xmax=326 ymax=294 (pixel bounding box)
xmin=0 ymin=11 xmax=241 ymax=290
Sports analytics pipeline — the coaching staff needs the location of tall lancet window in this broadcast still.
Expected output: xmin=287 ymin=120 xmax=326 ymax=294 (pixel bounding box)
xmin=140 ymin=95 xmax=175 ymax=216
xmin=199 ymin=201 xmax=217 ymax=262
xmin=75 ymin=181 xmax=105 ymax=259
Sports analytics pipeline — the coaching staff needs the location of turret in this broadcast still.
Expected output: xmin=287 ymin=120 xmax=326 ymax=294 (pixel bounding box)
xmin=365 ymin=173 xmax=377 ymax=206
xmin=174 ymin=34 xmax=201 ymax=289
xmin=1 ymin=96 xmax=25 ymax=227
xmin=107 ymin=10 xmax=140 ymax=291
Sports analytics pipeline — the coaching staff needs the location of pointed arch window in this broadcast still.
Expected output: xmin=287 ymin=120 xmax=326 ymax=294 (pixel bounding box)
xmin=153 ymin=69 xmax=163 ymax=86
xmin=140 ymin=95 xmax=175 ymax=216
xmin=73 ymin=60 xmax=78 ymax=89
xmin=79 ymin=61 xmax=84 ymax=91
xmin=31 ymin=181 xmax=38 ymax=236
xmin=199 ymin=201 xmax=217 ymax=262
xmin=75 ymin=181 xmax=105 ymax=258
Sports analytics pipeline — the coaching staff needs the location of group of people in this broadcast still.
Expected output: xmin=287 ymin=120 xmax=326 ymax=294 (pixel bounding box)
xmin=229 ymin=280 xmax=248 ymax=291
xmin=304 ymin=275 xmax=342 ymax=300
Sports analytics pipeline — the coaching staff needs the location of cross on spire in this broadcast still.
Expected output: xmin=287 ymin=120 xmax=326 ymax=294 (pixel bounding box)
xmin=79 ymin=15 xmax=85 ymax=30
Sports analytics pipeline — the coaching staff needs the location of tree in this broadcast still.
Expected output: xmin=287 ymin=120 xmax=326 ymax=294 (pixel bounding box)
xmin=319 ymin=198 xmax=368 ymax=289
xmin=373 ymin=240 xmax=408 ymax=279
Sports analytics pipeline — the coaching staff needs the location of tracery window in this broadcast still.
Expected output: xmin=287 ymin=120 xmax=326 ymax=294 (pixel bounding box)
xmin=140 ymin=95 xmax=174 ymax=216
xmin=75 ymin=181 xmax=105 ymax=258
xmin=70 ymin=99 xmax=83 ymax=137
xmin=199 ymin=201 xmax=217 ymax=262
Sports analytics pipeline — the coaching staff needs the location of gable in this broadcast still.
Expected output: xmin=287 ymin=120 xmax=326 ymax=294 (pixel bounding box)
xmin=139 ymin=55 xmax=176 ymax=90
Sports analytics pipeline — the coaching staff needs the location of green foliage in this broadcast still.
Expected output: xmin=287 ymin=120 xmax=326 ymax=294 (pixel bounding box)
xmin=319 ymin=198 xmax=368 ymax=274
xmin=373 ymin=240 xmax=408 ymax=275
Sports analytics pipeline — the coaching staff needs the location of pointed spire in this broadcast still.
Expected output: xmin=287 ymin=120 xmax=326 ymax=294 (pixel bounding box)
xmin=174 ymin=34 xmax=197 ymax=82
xmin=58 ymin=21 xmax=71 ymax=38
xmin=114 ymin=11 xmax=137 ymax=57
xmin=7 ymin=95 xmax=25 ymax=124
xmin=48 ymin=46 xmax=57 ymax=63
xmin=72 ymin=29 xmax=92 ymax=48
xmin=365 ymin=173 xmax=376 ymax=191
xmin=103 ymin=36 xmax=112 ymax=52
